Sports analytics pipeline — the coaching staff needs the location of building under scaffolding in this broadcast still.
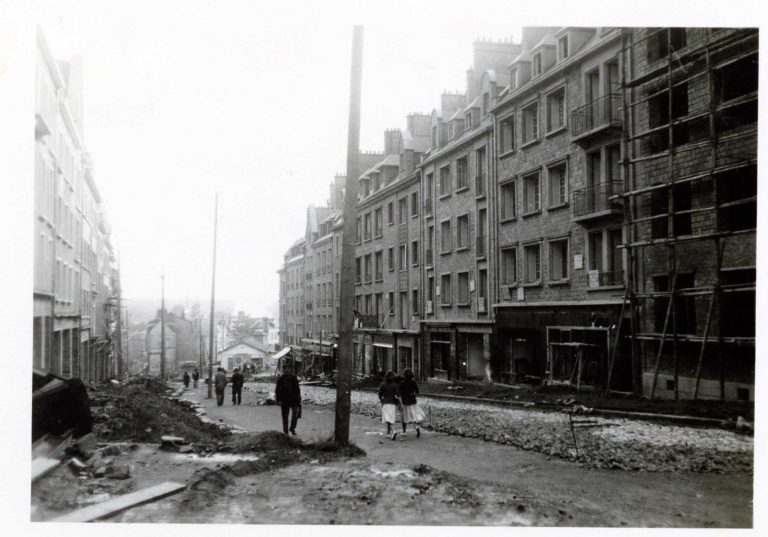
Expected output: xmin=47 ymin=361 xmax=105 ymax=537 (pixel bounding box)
xmin=613 ymin=28 xmax=757 ymax=401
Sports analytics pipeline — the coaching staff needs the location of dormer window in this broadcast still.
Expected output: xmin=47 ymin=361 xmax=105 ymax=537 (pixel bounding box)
xmin=465 ymin=113 xmax=473 ymax=130
xmin=372 ymin=172 xmax=381 ymax=192
xmin=532 ymin=53 xmax=542 ymax=77
xmin=482 ymin=93 xmax=490 ymax=116
xmin=558 ymin=36 xmax=569 ymax=61
xmin=431 ymin=125 xmax=438 ymax=147
xmin=510 ymin=68 xmax=518 ymax=90
xmin=449 ymin=123 xmax=456 ymax=139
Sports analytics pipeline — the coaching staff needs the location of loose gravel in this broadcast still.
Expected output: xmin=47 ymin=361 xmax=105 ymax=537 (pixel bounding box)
xmin=246 ymin=383 xmax=753 ymax=474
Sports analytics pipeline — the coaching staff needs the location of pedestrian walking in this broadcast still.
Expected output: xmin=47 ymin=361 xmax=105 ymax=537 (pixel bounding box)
xmin=231 ymin=367 xmax=244 ymax=405
xmin=183 ymin=371 xmax=190 ymax=388
xmin=398 ymin=368 xmax=424 ymax=437
xmin=214 ymin=367 xmax=228 ymax=406
xmin=378 ymin=370 xmax=400 ymax=440
xmin=275 ymin=365 xmax=301 ymax=435
xmin=192 ymin=368 xmax=199 ymax=389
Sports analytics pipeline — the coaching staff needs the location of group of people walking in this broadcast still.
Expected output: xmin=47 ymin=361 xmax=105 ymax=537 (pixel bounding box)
xmin=181 ymin=362 xmax=424 ymax=442
xmin=378 ymin=368 xmax=424 ymax=440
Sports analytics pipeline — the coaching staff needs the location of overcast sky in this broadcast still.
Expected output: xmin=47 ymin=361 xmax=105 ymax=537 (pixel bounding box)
xmin=22 ymin=0 xmax=759 ymax=319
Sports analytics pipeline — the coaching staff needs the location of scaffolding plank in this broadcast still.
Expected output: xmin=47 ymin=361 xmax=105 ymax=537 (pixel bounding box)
xmin=51 ymin=481 xmax=186 ymax=522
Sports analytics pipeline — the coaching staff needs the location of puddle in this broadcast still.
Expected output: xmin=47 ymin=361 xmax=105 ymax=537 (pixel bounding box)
xmin=172 ymin=453 xmax=261 ymax=463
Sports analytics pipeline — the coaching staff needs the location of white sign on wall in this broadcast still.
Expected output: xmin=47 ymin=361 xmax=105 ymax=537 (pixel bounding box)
xmin=574 ymin=254 xmax=583 ymax=270
xmin=517 ymin=287 xmax=525 ymax=301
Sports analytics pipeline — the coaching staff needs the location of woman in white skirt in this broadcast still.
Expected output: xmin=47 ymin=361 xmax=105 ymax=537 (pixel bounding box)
xmin=378 ymin=370 xmax=400 ymax=440
xmin=398 ymin=368 xmax=424 ymax=437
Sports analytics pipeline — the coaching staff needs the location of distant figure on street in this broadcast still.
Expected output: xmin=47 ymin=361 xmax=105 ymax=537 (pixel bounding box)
xmin=214 ymin=367 xmax=228 ymax=406
xmin=398 ymin=368 xmax=424 ymax=438
xmin=192 ymin=369 xmax=200 ymax=388
xmin=231 ymin=368 xmax=244 ymax=405
xmin=275 ymin=365 xmax=301 ymax=435
xmin=378 ymin=370 xmax=400 ymax=440
xmin=183 ymin=371 xmax=190 ymax=388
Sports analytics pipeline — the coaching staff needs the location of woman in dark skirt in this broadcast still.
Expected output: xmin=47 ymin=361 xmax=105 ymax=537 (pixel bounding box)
xmin=398 ymin=368 xmax=424 ymax=437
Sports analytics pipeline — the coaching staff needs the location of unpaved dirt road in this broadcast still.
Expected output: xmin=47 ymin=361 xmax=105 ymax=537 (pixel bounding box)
xmin=174 ymin=382 xmax=752 ymax=527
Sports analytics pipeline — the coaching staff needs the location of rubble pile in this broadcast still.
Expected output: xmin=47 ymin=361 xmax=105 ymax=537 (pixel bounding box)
xmin=90 ymin=378 xmax=230 ymax=444
xmin=245 ymin=384 xmax=753 ymax=473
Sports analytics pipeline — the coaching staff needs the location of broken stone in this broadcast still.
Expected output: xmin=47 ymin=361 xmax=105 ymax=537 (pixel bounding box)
xmin=105 ymin=464 xmax=131 ymax=480
xmin=178 ymin=445 xmax=194 ymax=454
xmin=95 ymin=466 xmax=107 ymax=477
xmin=99 ymin=445 xmax=123 ymax=457
xmin=68 ymin=457 xmax=88 ymax=473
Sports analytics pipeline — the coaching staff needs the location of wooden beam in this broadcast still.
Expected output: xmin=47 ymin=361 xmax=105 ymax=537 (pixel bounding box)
xmin=51 ymin=482 xmax=186 ymax=522
xmin=32 ymin=457 xmax=60 ymax=482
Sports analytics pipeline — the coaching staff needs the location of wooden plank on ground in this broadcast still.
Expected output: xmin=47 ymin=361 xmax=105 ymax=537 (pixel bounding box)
xmin=51 ymin=481 xmax=186 ymax=522
xmin=32 ymin=457 xmax=60 ymax=481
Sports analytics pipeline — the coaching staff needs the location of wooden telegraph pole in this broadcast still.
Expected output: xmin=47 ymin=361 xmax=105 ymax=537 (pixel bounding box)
xmin=334 ymin=25 xmax=363 ymax=445
xmin=160 ymin=269 xmax=166 ymax=386
xmin=207 ymin=195 xmax=218 ymax=399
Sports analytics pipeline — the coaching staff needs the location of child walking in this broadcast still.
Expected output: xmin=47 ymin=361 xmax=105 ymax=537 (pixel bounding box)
xmin=378 ymin=370 xmax=400 ymax=440
xmin=398 ymin=368 xmax=424 ymax=437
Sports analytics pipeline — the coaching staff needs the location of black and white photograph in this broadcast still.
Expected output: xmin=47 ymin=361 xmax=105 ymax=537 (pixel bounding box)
xmin=2 ymin=0 xmax=763 ymax=531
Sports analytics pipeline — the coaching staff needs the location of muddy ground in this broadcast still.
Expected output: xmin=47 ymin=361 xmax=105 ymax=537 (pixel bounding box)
xmin=30 ymin=378 xmax=753 ymax=527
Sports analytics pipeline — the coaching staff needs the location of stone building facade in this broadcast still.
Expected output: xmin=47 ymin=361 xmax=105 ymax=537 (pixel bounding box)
xmin=276 ymin=28 xmax=756 ymax=400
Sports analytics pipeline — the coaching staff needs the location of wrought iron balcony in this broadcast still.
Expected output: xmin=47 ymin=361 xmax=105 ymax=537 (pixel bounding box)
xmin=571 ymin=94 xmax=622 ymax=140
xmin=573 ymin=181 xmax=624 ymax=222
xmin=588 ymin=269 xmax=625 ymax=288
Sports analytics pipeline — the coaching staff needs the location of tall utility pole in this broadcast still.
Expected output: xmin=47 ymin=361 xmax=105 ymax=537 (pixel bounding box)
xmin=160 ymin=269 xmax=166 ymax=386
xmin=334 ymin=25 xmax=363 ymax=445
xmin=198 ymin=317 xmax=204 ymax=374
xmin=207 ymin=195 xmax=218 ymax=399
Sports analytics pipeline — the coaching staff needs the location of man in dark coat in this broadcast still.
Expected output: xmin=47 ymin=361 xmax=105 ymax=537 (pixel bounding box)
xmin=231 ymin=368 xmax=244 ymax=405
xmin=214 ymin=367 xmax=228 ymax=406
xmin=192 ymin=368 xmax=200 ymax=388
xmin=183 ymin=371 xmax=190 ymax=388
xmin=275 ymin=365 xmax=301 ymax=435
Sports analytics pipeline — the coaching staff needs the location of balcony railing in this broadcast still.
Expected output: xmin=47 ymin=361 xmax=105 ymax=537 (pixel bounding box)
xmin=357 ymin=313 xmax=383 ymax=329
xmin=573 ymin=181 xmax=624 ymax=219
xmin=476 ymin=235 xmax=486 ymax=257
xmin=571 ymin=94 xmax=622 ymax=139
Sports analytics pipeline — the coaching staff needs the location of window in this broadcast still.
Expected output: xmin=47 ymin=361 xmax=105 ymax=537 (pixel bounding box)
xmin=387 ymin=201 xmax=394 ymax=225
xmin=456 ymin=215 xmax=469 ymax=250
xmin=482 ymin=93 xmax=490 ymax=116
xmin=410 ymin=191 xmax=419 ymax=217
xmin=647 ymin=28 xmax=686 ymax=62
xmin=558 ymin=35 xmax=569 ymax=61
xmin=588 ymin=228 xmax=623 ymax=286
xmin=398 ymin=244 xmax=407 ymax=271
xmin=364 ymin=254 xmax=372 ymax=282
xmin=717 ymin=165 xmax=757 ymax=232
xmin=363 ymin=213 xmax=372 ymax=240
xmin=653 ymin=273 xmax=696 ymax=334
xmin=456 ymin=156 xmax=468 ymax=190
xmin=476 ymin=208 xmax=486 ymax=258
xmin=411 ymin=239 xmax=419 ymax=265
xmin=427 ymin=275 xmax=435 ymax=302
xmin=425 ymin=173 xmax=434 ymax=213
xmin=457 ymin=272 xmax=470 ymax=305
xmin=546 ymin=88 xmax=565 ymax=133
xmin=440 ymin=220 xmax=451 ymax=253
xmin=374 ymin=207 xmax=383 ymax=236
xmin=374 ymin=250 xmax=383 ymax=281
xmin=431 ymin=125 xmax=438 ymax=147
xmin=426 ymin=225 xmax=434 ymax=265
xmin=521 ymin=102 xmax=539 ymax=144
xmin=715 ymin=54 xmax=758 ymax=132
xmin=510 ymin=68 xmax=518 ymax=90
xmin=398 ymin=198 xmax=407 ymax=225
xmin=440 ymin=274 xmax=452 ymax=305
xmin=721 ymin=268 xmax=756 ymax=337
xmin=356 ymin=217 xmax=362 ymax=243
xmin=549 ymin=239 xmax=569 ymax=282
xmin=547 ymin=163 xmax=567 ymax=207
xmin=499 ymin=114 xmax=515 ymax=154
xmin=522 ymin=171 xmax=541 ymax=215
xmin=439 ymin=166 xmax=451 ymax=197
xmin=475 ymin=147 xmax=486 ymax=197
xmin=532 ymin=53 xmax=542 ymax=77
xmin=500 ymin=180 xmax=516 ymax=221
xmin=502 ymin=247 xmax=517 ymax=285
xmin=387 ymin=246 xmax=395 ymax=271
xmin=524 ymin=243 xmax=541 ymax=284
xmin=411 ymin=289 xmax=419 ymax=316
xmin=372 ymin=172 xmax=381 ymax=192
xmin=465 ymin=113 xmax=473 ymax=130
xmin=355 ymin=257 xmax=362 ymax=284
xmin=478 ymin=269 xmax=488 ymax=310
